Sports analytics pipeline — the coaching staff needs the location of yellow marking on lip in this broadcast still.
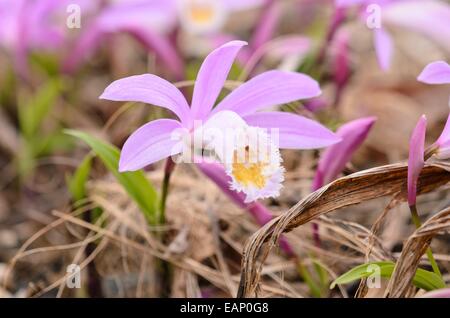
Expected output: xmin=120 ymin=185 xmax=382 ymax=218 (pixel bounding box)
xmin=231 ymin=149 xmax=267 ymax=189
xmin=232 ymin=162 xmax=267 ymax=189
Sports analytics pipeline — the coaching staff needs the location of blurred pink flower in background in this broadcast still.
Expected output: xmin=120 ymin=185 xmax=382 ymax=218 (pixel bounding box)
xmin=418 ymin=61 xmax=450 ymax=159
xmin=65 ymin=0 xmax=269 ymax=77
xmin=335 ymin=0 xmax=450 ymax=71
xmin=0 ymin=0 xmax=97 ymax=76
xmin=63 ymin=0 xmax=182 ymax=77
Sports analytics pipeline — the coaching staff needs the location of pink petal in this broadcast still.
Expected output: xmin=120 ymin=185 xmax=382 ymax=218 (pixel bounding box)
xmin=373 ymin=28 xmax=393 ymax=71
xmin=119 ymin=119 xmax=184 ymax=172
xmin=407 ymin=115 xmax=427 ymax=206
xmin=212 ymin=71 xmax=321 ymax=117
xmin=243 ymin=111 xmax=341 ymax=149
xmin=190 ymin=40 xmax=247 ymax=120
xmin=312 ymin=117 xmax=377 ymax=190
xmin=100 ymin=74 xmax=191 ymax=124
xmin=417 ymin=61 xmax=450 ymax=84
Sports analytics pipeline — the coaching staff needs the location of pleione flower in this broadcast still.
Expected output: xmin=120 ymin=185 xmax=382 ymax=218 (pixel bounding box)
xmin=100 ymin=40 xmax=341 ymax=202
xmin=417 ymin=61 xmax=450 ymax=158
xmin=407 ymin=115 xmax=427 ymax=207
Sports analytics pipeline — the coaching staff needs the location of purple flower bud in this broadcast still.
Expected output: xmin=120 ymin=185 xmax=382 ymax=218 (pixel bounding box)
xmin=407 ymin=115 xmax=427 ymax=206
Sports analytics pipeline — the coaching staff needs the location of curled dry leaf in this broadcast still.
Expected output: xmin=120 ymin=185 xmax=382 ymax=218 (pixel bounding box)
xmin=237 ymin=162 xmax=450 ymax=298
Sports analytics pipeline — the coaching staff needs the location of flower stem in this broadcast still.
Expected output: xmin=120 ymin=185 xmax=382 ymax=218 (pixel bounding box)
xmin=159 ymin=158 xmax=176 ymax=224
xmin=409 ymin=205 xmax=442 ymax=278
xmin=156 ymin=158 xmax=176 ymax=297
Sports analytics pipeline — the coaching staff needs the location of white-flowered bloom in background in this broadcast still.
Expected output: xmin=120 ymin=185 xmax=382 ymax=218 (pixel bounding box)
xmin=177 ymin=0 xmax=228 ymax=35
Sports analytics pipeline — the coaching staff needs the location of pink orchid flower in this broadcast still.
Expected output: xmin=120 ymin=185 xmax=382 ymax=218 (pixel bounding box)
xmin=336 ymin=0 xmax=450 ymax=71
xmin=100 ymin=40 xmax=341 ymax=202
xmin=407 ymin=115 xmax=427 ymax=206
xmin=418 ymin=61 xmax=450 ymax=158
xmin=407 ymin=63 xmax=450 ymax=203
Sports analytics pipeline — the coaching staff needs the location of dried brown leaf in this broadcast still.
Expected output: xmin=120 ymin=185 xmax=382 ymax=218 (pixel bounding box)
xmin=238 ymin=163 xmax=450 ymax=297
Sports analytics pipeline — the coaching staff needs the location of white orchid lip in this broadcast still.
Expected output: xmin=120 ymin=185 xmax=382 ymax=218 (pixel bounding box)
xmin=177 ymin=0 xmax=228 ymax=35
xmin=220 ymin=125 xmax=285 ymax=203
